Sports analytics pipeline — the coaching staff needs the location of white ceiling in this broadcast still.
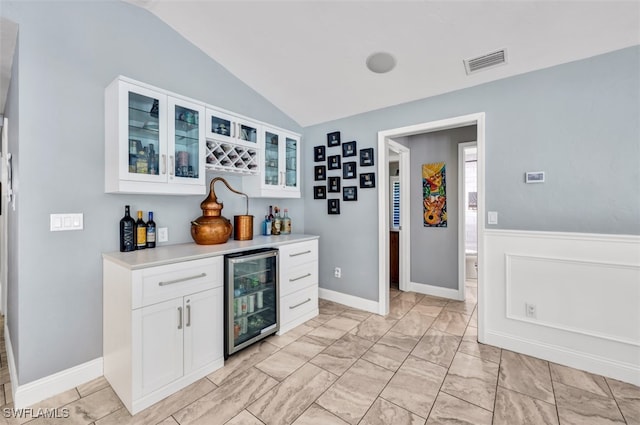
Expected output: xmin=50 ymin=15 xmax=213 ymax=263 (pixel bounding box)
xmin=128 ymin=0 xmax=640 ymax=127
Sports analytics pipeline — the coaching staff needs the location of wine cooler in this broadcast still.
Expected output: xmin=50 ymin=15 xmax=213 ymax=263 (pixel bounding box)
xmin=224 ymin=248 xmax=279 ymax=358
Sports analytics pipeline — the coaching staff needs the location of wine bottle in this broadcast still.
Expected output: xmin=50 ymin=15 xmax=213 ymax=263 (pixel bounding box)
xmin=282 ymin=209 xmax=291 ymax=235
xmin=146 ymin=211 xmax=156 ymax=248
xmin=135 ymin=210 xmax=147 ymax=250
xmin=119 ymin=205 xmax=135 ymax=252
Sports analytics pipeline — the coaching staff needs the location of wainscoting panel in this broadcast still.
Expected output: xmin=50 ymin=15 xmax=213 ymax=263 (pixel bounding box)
xmin=483 ymin=229 xmax=640 ymax=386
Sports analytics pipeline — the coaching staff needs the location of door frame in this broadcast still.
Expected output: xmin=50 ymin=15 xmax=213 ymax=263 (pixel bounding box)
xmin=386 ymin=140 xmax=410 ymax=293
xmin=377 ymin=113 xmax=486 ymax=338
xmin=458 ymin=141 xmax=477 ymax=300
xmin=1 ymin=117 xmax=8 ymax=315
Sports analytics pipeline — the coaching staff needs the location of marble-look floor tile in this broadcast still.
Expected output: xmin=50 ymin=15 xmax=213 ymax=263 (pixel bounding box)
xmin=248 ymin=363 xmax=337 ymax=425
xmin=256 ymin=349 xmax=307 ymax=381
xmin=440 ymin=352 xmax=498 ymax=411
xmin=380 ymin=356 xmax=447 ymax=418
xmin=444 ymin=300 xmax=476 ymax=315
xmin=411 ymin=328 xmax=461 ymax=368
xmin=37 ymin=387 xmax=122 ymax=425
xmin=323 ymin=316 xmax=361 ymax=332
xmin=431 ymin=310 xmax=470 ymax=336
xmin=96 ymin=379 xmax=215 ymax=425
xmin=174 ymin=367 xmax=277 ymax=425
xmin=77 ymin=377 xmax=110 ymax=398
xmin=411 ymin=303 xmax=443 ymax=318
xmin=307 ymin=324 xmax=347 ymax=342
xmin=418 ymin=296 xmax=449 ymax=307
xmin=339 ymin=308 xmax=371 ymax=322
xmin=388 ymin=299 xmax=416 ymax=320
xmin=317 ymin=359 xmax=394 ymax=425
xmin=207 ymin=340 xmax=278 ymax=385
xmin=605 ymin=378 xmax=640 ymax=425
xmin=361 ymin=331 xmax=420 ymax=372
xmin=282 ymin=335 xmax=329 ymax=361
xmin=360 ymin=397 xmax=425 ymax=425
xmin=390 ymin=310 xmax=435 ymax=338
xmin=426 ymin=392 xmax=492 ymax=425
xmin=319 ymin=300 xmax=348 ymax=316
xmin=554 ymin=381 xmax=625 ymax=425
xmin=469 ymin=308 xmax=478 ymax=327
xmin=498 ymin=350 xmax=554 ymax=404
xmin=292 ymin=404 xmax=349 ymax=425
xmin=5 ymin=388 xmax=81 ymax=425
xmin=157 ymin=417 xmax=179 ymax=425
xmin=457 ymin=339 xmax=501 ymax=364
xmin=493 ymin=386 xmax=558 ymax=425
xmin=396 ymin=291 xmax=425 ymax=304
xmin=224 ymin=410 xmax=264 ymax=425
xmin=268 ymin=323 xmax=314 ymax=348
xmin=550 ymin=363 xmax=612 ymax=398
xmin=349 ymin=314 xmax=397 ymax=342
xmin=310 ymin=334 xmax=373 ymax=375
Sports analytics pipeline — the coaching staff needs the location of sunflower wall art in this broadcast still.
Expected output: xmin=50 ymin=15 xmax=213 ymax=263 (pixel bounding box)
xmin=422 ymin=162 xmax=447 ymax=227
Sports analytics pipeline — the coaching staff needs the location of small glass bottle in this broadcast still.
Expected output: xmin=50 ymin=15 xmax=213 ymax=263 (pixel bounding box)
xmin=119 ymin=205 xmax=135 ymax=252
xmin=263 ymin=215 xmax=272 ymax=236
xmin=282 ymin=209 xmax=291 ymax=234
xmin=146 ymin=211 xmax=156 ymax=248
xmin=135 ymin=210 xmax=147 ymax=250
xmin=271 ymin=206 xmax=282 ymax=235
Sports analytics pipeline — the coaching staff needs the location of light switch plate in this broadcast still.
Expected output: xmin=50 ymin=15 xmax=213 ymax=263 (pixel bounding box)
xmin=157 ymin=227 xmax=168 ymax=242
xmin=50 ymin=213 xmax=83 ymax=231
xmin=488 ymin=211 xmax=498 ymax=225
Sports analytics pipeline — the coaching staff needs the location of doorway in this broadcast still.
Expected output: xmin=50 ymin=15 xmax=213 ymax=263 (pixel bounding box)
xmin=458 ymin=142 xmax=478 ymax=299
xmin=377 ymin=113 xmax=486 ymax=338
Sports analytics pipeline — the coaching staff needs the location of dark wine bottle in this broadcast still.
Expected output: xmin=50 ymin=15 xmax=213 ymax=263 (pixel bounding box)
xmin=146 ymin=211 xmax=156 ymax=248
xmin=119 ymin=205 xmax=135 ymax=252
xmin=135 ymin=210 xmax=147 ymax=250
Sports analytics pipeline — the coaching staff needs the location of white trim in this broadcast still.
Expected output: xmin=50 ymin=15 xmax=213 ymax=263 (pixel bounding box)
xmin=407 ymin=281 xmax=463 ymax=300
xmin=485 ymin=330 xmax=640 ymax=387
xmin=319 ymin=288 xmax=378 ymax=314
xmin=377 ymin=113 xmax=486 ymax=337
xmin=457 ymin=141 xmax=476 ymax=301
xmin=5 ymin=323 xmax=103 ymax=408
xmin=485 ymin=228 xmax=640 ymax=244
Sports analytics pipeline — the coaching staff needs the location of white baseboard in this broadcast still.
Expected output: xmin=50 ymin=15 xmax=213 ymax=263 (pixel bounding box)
xmin=485 ymin=330 xmax=640 ymax=387
xmin=407 ymin=281 xmax=463 ymax=301
xmin=5 ymin=323 xmax=103 ymax=408
xmin=319 ymin=288 xmax=379 ymax=314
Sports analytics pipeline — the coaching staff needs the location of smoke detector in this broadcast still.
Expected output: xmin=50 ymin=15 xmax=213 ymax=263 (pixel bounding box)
xmin=464 ymin=48 xmax=508 ymax=75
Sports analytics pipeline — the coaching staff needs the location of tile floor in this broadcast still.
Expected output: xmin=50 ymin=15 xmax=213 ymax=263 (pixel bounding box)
xmin=1 ymin=282 xmax=639 ymax=425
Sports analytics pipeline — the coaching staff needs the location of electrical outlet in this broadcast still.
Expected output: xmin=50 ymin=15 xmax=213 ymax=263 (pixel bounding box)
xmin=158 ymin=227 xmax=168 ymax=242
xmin=525 ymin=303 xmax=536 ymax=319
xmin=334 ymin=267 xmax=341 ymax=278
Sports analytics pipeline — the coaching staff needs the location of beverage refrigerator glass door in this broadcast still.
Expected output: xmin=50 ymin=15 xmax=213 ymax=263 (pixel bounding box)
xmin=224 ymin=248 xmax=279 ymax=358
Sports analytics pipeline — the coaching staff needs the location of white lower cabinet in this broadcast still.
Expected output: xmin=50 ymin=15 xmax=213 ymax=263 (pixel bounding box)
xmin=278 ymin=240 xmax=319 ymax=334
xmin=104 ymin=256 xmax=224 ymax=414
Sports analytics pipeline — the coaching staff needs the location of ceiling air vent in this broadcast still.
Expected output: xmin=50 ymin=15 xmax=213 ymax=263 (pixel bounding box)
xmin=464 ymin=49 xmax=507 ymax=75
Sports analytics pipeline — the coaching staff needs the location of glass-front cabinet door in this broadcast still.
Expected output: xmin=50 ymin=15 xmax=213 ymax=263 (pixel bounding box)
xmin=264 ymin=131 xmax=280 ymax=187
xmin=169 ymin=97 xmax=205 ymax=187
xmin=124 ymin=83 xmax=167 ymax=183
xmin=206 ymin=107 xmax=259 ymax=147
xmin=285 ymin=136 xmax=299 ymax=190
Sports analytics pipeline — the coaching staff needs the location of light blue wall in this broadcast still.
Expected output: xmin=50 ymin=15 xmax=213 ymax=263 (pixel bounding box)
xmin=0 ymin=0 xmax=303 ymax=385
xmin=303 ymin=46 xmax=640 ymax=302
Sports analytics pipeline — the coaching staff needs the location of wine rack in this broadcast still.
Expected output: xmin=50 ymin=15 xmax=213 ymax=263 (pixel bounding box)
xmin=205 ymin=140 xmax=259 ymax=175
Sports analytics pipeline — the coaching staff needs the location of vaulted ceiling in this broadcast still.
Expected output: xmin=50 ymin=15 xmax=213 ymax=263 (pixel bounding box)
xmin=125 ymin=1 xmax=639 ymax=127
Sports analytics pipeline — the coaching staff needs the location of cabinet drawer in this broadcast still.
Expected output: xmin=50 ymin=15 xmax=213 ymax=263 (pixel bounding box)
xmin=279 ymin=240 xmax=318 ymax=268
xmin=280 ymin=284 xmax=318 ymax=327
xmin=133 ymin=257 xmax=223 ymax=308
xmin=280 ymin=261 xmax=318 ymax=297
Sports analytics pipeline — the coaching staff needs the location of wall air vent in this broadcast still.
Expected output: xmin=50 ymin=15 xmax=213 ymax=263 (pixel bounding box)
xmin=464 ymin=49 xmax=507 ymax=75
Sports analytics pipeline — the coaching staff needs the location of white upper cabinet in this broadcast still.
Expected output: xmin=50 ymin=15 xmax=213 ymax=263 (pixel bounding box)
xmin=244 ymin=126 xmax=301 ymax=198
xmin=105 ymin=77 xmax=206 ymax=195
xmin=205 ymin=107 xmax=260 ymax=147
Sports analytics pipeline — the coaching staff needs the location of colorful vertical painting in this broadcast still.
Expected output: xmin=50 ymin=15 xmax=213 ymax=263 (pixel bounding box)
xmin=422 ymin=162 xmax=447 ymax=227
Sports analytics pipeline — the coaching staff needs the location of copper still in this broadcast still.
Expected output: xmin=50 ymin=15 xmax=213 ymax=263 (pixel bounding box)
xmin=191 ymin=177 xmax=253 ymax=245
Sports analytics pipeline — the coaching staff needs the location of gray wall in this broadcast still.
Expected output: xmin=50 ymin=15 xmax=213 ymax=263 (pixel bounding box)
xmin=408 ymin=126 xmax=476 ymax=290
xmin=1 ymin=0 xmax=303 ymax=385
xmin=4 ymin=33 xmax=20 ymax=375
xmin=303 ymin=46 xmax=640 ymax=302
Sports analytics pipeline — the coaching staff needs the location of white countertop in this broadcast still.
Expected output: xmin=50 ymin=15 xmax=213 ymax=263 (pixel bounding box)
xmin=103 ymin=234 xmax=319 ymax=270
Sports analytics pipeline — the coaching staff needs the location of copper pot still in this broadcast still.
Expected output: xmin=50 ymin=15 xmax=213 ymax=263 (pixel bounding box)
xmin=191 ymin=177 xmax=253 ymax=245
